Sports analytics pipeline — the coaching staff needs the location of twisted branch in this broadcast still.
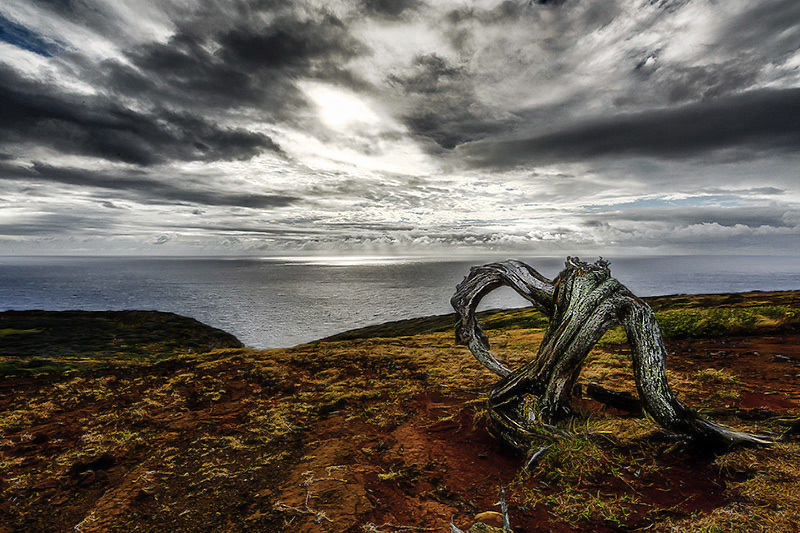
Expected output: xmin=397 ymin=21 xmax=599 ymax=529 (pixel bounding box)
xmin=452 ymin=257 xmax=771 ymax=451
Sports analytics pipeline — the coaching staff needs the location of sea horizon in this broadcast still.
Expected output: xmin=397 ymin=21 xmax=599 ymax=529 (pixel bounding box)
xmin=3 ymin=254 xmax=800 ymax=349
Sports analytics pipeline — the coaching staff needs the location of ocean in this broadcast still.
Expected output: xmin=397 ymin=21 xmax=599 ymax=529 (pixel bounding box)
xmin=2 ymin=254 xmax=800 ymax=349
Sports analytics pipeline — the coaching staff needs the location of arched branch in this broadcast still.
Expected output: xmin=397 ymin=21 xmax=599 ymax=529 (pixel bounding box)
xmin=451 ymin=260 xmax=555 ymax=378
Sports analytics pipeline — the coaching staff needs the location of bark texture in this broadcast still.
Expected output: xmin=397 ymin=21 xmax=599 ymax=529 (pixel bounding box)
xmin=451 ymin=257 xmax=770 ymax=451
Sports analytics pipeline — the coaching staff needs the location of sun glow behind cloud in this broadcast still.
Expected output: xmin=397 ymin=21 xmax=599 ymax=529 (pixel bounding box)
xmin=301 ymin=82 xmax=381 ymax=130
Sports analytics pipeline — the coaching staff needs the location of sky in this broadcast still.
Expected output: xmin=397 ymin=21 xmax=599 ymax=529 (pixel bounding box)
xmin=1 ymin=0 xmax=799 ymax=257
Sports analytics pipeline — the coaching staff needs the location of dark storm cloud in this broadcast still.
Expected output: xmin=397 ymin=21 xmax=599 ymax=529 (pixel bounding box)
xmin=0 ymin=65 xmax=281 ymax=166
xmin=2 ymin=0 xmax=798 ymax=256
xmin=389 ymin=54 xmax=516 ymax=149
xmin=98 ymin=43 xmax=283 ymax=116
xmin=219 ymin=15 xmax=362 ymax=69
xmin=443 ymin=0 xmax=574 ymax=27
xmin=619 ymin=1 xmax=800 ymax=107
xmin=100 ymin=8 xmax=368 ymax=117
xmin=1 ymin=161 xmax=298 ymax=209
xmin=459 ymin=87 xmax=800 ymax=167
xmin=360 ymin=0 xmax=423 ymax=18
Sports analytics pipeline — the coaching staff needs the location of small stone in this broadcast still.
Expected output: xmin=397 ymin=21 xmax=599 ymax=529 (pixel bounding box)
xmin=774 ymin=355 xmax=791 ymax=363
xmin=473 ymin=511 xmax=504 ymax=528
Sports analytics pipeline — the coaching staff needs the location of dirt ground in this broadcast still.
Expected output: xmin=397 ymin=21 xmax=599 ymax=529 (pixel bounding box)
xmin=1 ymin=326 xmax=799 ymax=532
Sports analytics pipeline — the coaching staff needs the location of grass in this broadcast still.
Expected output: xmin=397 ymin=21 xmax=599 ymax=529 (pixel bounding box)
xmin=656 ymin=306 xmax=800 ymax=339
xmin=510 ymin=435 xmax=644 ymax=528
xmin=0 ymin=310 xmax=243 ymax=377
xmin=599 ymin=304 xmax=800 ymax=346
xmin=658 ymin=445 xmax=800 ymax=532
xmin=2 ymin=292 xmax=800 ymax=532
xmin=0 ymin=358 xmax=88 ymax=378
xmin=695 ymin=368 xmax=740 ymax=385
xmin=0 ymin=310 xmax=242 ymax=360
xmin=0 ymin=328 xmax=42 ymax=337
xmin=0 ymin=332 xmax=796 ymax=531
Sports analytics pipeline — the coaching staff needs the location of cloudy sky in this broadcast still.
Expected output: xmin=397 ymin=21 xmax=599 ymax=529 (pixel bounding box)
xmin=1 ymin=0 xmax=799 ymax=256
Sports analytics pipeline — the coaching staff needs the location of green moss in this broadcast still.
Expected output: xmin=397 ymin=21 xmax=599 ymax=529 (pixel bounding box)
xmin=0 ymin=310 xmax=242 ymax=361
xmin=656 ymin=305 xmax=800 ymax=338
xmin=695 ymin=368 xmax=740 ymax=385
xmin=0 ymin=328 xmax=42 ymax=337
xmin=597 ymin=325 xmax=627 ymax=346
xmin=598 ymin=305 xmax=800 ymax=346
xmin=0 ymin=358 xmax=89 ymax=378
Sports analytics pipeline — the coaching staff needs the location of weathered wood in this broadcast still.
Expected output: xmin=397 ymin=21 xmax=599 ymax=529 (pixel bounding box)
xmin=451 ymin=260 xmax=555 ymax=378
xmin=452 ymin=257 xmax=771 ymax=451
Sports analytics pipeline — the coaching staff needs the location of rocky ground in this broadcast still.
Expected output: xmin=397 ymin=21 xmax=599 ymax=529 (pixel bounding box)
xmin=1 ymin=293 xmax=799 ymax=532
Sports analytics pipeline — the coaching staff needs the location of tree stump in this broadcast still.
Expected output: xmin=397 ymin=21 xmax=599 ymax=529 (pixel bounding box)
xmin=451 ymin=257 xmax=771 ymax=451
